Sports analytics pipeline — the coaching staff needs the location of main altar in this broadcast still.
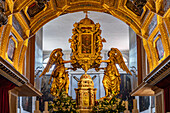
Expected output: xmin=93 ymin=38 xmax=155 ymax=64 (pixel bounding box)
xmin=39 ymin=13 xmax=132 ymax=113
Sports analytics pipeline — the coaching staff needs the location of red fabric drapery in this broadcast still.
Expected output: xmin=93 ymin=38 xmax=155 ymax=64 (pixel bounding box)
xmin=0 ymin=76 xmax=16 ymax=113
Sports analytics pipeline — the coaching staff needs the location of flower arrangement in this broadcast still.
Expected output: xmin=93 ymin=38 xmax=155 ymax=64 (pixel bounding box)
xmin=48 ymin=89 xmax=79 ymax=113
xmin=48 ymin=89 xmax=125 ymax=113
xmin=92 ymin=96 xmax=126 ymax=113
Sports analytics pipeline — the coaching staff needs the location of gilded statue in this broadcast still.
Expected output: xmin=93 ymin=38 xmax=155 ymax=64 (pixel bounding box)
xmin=39 ymin=48 xmax=70 ymax=97
xmin=102 ymin=48 xmax=132 ymax=97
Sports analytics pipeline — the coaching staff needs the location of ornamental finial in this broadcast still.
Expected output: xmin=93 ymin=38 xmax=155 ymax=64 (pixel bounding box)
xmin=83 ymin=11 xmax=89 ymax=18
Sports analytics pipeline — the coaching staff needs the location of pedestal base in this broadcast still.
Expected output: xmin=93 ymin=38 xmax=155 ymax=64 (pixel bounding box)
xmin=124 ymin=110 xmax=130 ymax=113
xmin=34 ymin=110 xmax=41 ymax=113
xmin=132 ymin=109 xmax=139 ymax=113
xmin=43 ymin=111 xmax=49 ymax=113
xmin=79 ymin=109 xmax=92 ymax=113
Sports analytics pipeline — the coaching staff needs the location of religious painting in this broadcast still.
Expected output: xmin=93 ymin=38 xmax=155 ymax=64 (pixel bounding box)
xmin=22 ymin=97 xmax=32 ymax=113
xmin=126 ymin=0 xmax=143 ymax=16
xmin=12 ymin=16 xmax=26 ymax=39
xmin=81 ymin=34 xmax=92 ymax=54
xmin=27 ymin=2 xmax=45 ymax=17
xmin=7 ymin=38 xmax=15 ymax=61
xmin=163 ymin=0 xmax=170 ymax=13
xmin=139 ymin=96 xmax=150 ymax=112
xmin=155 ymin=37 xmax=164 ymax=60
xmin=148 ymin=15 xmax=157 ymax=36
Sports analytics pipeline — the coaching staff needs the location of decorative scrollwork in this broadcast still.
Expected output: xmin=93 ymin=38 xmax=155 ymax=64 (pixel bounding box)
xmin=69 ymin=14 xmax=105 ymax=72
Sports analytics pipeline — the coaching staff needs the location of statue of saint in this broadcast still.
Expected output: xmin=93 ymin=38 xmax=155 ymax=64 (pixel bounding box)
xmin=102 ymin=48 xmax=132 ymax=97
xmin=39 ymin=48 xmax=69 ymax=97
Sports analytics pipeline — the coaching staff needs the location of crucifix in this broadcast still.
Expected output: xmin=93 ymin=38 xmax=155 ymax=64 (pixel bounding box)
xmin=83 ymin=11 xmax=90 ymax=18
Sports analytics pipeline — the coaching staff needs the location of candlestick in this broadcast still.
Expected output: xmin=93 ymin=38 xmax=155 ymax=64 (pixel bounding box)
xmin=125 ymin=101 xmax=128 ymax=110
xmin=45 ymin=101 xmax=48 ymax=111
xmin=133 ymin=99 xmax=137 ymax=109
xmin=36 ymin=101 xmax=39 ymax=110
xmin=34 ymin=100 xmax=40 ymax=113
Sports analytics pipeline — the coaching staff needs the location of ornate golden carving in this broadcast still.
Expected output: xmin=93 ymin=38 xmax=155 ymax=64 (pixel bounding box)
xmin=39 ymin=14 xmax=132 ymax=99
xmin=39 ymin=48 xmax=70 ymax=97
xmin=0 ymin=0 xmax=169 ymax=101
xmin=18 ymin=39 xmax=28 ymax=73
xmin=102 ymin=48 xmax=132 ymax=97
xmin=69 ymin=14 xmax=105 ymax=72
xmin=75 ymin=73 xmax=97 ymax=111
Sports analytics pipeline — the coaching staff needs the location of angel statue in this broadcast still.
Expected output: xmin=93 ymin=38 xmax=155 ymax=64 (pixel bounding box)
xmin=102 ymin=48 xmax=132 ymax=97
xmin=39 ymin=48 xmax=70 ymax=97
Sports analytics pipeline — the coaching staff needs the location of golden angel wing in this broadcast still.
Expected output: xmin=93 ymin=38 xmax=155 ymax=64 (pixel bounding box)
xmin=111 ymin=48 xmax=132 ymax=75
xmin=39 ymin=48 xmax=62 ymax=77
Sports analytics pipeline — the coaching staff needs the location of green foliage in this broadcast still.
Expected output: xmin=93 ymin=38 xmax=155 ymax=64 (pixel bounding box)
xmin=49 ymin=89 xmax=125 ymax=113
xmin=48 ymin=89 xmax=78 ymax=113
xmin=92 ymin=96 xmax=126 ymax=113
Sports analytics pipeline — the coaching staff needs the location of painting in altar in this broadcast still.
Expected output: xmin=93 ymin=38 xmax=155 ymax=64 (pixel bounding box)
xmin=156 ymin=38 xmax=164 ymax=60
xmin=22 ymin=97 xmax=32 ymax=112
xmin=81 ymin=34 xmax=92 ymax=54
xmin=7 ymin=38 xmax=15 ymax=61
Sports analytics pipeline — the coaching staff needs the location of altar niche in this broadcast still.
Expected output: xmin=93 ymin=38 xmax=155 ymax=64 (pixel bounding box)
xmin=39 ymin=13 xmax=132 ymax=113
